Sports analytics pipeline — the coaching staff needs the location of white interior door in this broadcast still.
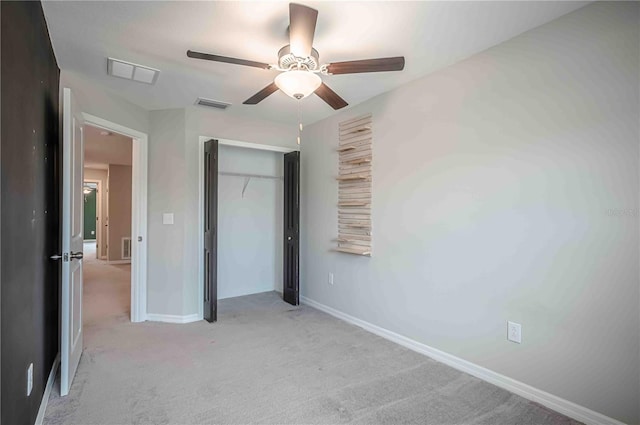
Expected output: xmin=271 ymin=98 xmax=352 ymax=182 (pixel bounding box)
xmin=61 ymin=87 xmax=84 ymax=396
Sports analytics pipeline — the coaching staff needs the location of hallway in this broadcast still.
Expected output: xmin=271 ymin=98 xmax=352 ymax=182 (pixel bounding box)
xmin=82 ymin=241 xmax=131 ymax=324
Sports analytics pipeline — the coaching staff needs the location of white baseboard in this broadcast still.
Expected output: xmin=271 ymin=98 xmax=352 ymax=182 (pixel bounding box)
xmin=35 ymin=353 xmax=59 ymax=425
xmin=107 ymin=259 xmax=131 ymax=265
xmin=300 ymin=296 xmax=625 ymax=425
xmin=146 ymin=313 xmax=200 ymax=324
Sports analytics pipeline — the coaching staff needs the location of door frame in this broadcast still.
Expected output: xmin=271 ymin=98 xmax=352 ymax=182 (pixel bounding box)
xmin=197 ymin=136 xmax=299 ymax=320
xmin=83 ymin=113 xmax=148 ymax=323
xmin=83 ymin=178 xmax=102 ymax=256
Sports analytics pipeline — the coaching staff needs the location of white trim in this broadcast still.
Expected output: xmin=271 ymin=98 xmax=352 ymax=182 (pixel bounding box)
xmin=34 ymin=354 xmax=59 ymax=425
xmin=107 ymin=260 xmax=131 ymax=265
xmin=300 ymin=296 xmax=626 ymax=425
xmin=83 ymin=178 xmax=102 ymax=258
xmin=83 ymin=113 xmax=148 ymax=323
xmin=146 ymin=313 xmax=201 ymax=324
xmin=82 ymin=113 xmax=147 ymax=140
xmin=197 ymin=137 xmax=297 ymax=319
xmin=218 ymin=138 xmax=299 ymax=153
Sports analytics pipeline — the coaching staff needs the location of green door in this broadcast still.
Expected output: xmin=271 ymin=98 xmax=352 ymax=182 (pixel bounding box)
xmin=83 ymin=188 xmax=97 ymax=240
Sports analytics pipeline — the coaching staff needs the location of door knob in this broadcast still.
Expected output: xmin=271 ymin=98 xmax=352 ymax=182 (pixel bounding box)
xmin=287 ymin=236 xmax=292 ymax=241
xmin=70 ymin=251 xmax=83 ymax=260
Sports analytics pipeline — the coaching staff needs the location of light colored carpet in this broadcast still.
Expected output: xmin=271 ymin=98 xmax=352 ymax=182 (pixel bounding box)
xmin=44 ymin=246 xmax=580 ymax=424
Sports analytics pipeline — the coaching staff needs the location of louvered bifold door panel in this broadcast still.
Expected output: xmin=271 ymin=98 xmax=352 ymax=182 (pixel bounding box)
xmin=283 ymin=151 xmax=300 ymax=305
xmin=336 ymin=114 xmax=372 ymax=256
xmin=203 ymin=139 xmax=218 ymax=322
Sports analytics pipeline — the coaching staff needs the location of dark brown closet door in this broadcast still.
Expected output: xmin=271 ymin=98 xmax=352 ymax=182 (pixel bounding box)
xmin=204 ymin=139 xmax=218 ymax=322
xmin=283 ymin=151 xmax=300 ymax=305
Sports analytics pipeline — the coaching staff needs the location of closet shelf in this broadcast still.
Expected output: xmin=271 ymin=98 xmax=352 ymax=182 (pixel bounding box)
xmin=219 ymin=171 xmax=282 ymax=180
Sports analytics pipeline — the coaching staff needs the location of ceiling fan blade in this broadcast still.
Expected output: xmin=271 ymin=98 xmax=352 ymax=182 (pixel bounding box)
xmin=289 ymin=3 xmax=318 ymax=57
xmin=315 ymin=83 xmax=348 ymax=110
xmin=187 ymin=50 xmax=270 ymax=70
xmin=243 ymin=82 xmax=279 ymax=105
xmin=326 ymin=57 xmax=405 ymax=75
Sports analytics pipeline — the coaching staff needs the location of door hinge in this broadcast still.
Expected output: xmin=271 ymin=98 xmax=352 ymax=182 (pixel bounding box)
xmin=63 ymin=253 xmax=69 ymax=262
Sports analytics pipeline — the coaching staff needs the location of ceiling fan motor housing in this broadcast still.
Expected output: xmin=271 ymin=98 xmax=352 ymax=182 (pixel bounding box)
xmin=278 ymin=45 xmax=320 ymax=71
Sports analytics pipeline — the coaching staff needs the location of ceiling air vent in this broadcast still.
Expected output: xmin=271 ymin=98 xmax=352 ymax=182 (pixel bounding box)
xmin=107 ymin=57 xmax=160 ymax=85
xmin=195 ymin=97 xmax=231 ymax=110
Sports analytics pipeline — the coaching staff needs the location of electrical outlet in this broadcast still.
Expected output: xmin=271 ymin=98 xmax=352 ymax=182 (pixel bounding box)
xmin=507 ymin=321 xmax=522 ymax=344
xmin=328 ymin=272 xmax=334 ymax=285
xmin=27 ymin=363 xmax=33 ymax=396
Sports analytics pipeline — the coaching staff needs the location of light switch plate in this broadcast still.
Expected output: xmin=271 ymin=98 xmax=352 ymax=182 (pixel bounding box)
xmin=162 ymin=213 xmax=174 ymax=225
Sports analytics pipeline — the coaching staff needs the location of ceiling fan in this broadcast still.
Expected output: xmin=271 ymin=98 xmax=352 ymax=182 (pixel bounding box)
xmin=186 ymin=3 xmax=405 ymax=110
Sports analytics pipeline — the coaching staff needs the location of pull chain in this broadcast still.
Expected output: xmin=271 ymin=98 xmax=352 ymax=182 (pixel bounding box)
xmin=297 ymin=100 xmax=303 ymax=145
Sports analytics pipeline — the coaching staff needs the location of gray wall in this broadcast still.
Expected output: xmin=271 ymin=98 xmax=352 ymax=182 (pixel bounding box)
xmin=1 ymin=1 xmax=60 ymax=423
xmin=147 ymin=109 xmax=188 ymax=315
xmin=146 ymin=108 xmax=297 ymax=316
xmin=61 ymin=71 xmax=149 ymax=134
xmin=182 ymin=108 xmax=297 ymax=314
xmin=300 ymin=3 xmax=639 ymax=424
xmin=108 ymin=164 xmax=132 ymax=261
xmin=218 ymin=145 xmax=283 ymax=299
xmin=59 ymin=72 xmax=297 ymax=317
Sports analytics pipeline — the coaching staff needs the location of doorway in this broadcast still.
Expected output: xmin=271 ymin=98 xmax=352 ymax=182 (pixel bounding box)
xmin=82 ymin=113 xmax=149 ymax=323
xmin=199 ymin=138 xmax=300 ymax=322
xmin=83 ymin=124 xmax=133 ymax=321
xmin=83 ymin=181 xmax=99 ymax=250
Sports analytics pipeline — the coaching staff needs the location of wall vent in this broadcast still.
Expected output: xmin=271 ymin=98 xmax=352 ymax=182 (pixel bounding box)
xmin=195 ymin=97 xmax=231 ymax=110
xmin=121 ymin=237 xmax=132 ymax=260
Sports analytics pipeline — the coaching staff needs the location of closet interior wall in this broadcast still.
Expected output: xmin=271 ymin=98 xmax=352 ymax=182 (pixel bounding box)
xmin=217 ymin=145 xmax=284 ymax=299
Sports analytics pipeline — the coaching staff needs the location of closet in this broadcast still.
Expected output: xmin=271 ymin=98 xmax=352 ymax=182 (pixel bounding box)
xmin=202 ymin=140 xmax=299 ymax=322
xmin=219 ymin=145 xmax=283 ymax=299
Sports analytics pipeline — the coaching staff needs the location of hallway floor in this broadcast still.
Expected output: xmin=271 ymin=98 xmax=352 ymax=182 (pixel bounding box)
xmin=43 ymin=251 xmax=579 ymax=424
xmin=82 ymin=241 xmax=131 ymax=324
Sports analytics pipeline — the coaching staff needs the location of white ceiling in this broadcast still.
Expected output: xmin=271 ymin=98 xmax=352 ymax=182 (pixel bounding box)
xmin=42 ymin=1 xmax=588 ymax=125
xmin=84 ymin=125 xmax=132 ymax=168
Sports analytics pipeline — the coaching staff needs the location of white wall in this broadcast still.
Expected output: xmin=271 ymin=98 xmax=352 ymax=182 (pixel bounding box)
xmin=218 ymin=145 xmax=283 ymax=299
xmin=301 ymin=3 xmax=639 ymax=424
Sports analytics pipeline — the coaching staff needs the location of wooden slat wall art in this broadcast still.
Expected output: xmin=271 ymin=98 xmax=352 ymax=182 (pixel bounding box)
xmin=335 ymin=114 xmax=373 ymax=256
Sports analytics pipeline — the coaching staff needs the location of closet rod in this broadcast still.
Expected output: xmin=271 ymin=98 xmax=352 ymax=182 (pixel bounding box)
xmin=218 ymin=171 xmax=282 ymax=180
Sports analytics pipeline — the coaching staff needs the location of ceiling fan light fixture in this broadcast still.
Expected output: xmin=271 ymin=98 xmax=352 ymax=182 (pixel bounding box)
xmin=275 ymin=70 xmax=321 ymax=100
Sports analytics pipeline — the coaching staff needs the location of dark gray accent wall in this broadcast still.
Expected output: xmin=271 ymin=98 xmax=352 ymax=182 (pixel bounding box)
xmin=1 ymin=1 xmax=61 ymax=424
